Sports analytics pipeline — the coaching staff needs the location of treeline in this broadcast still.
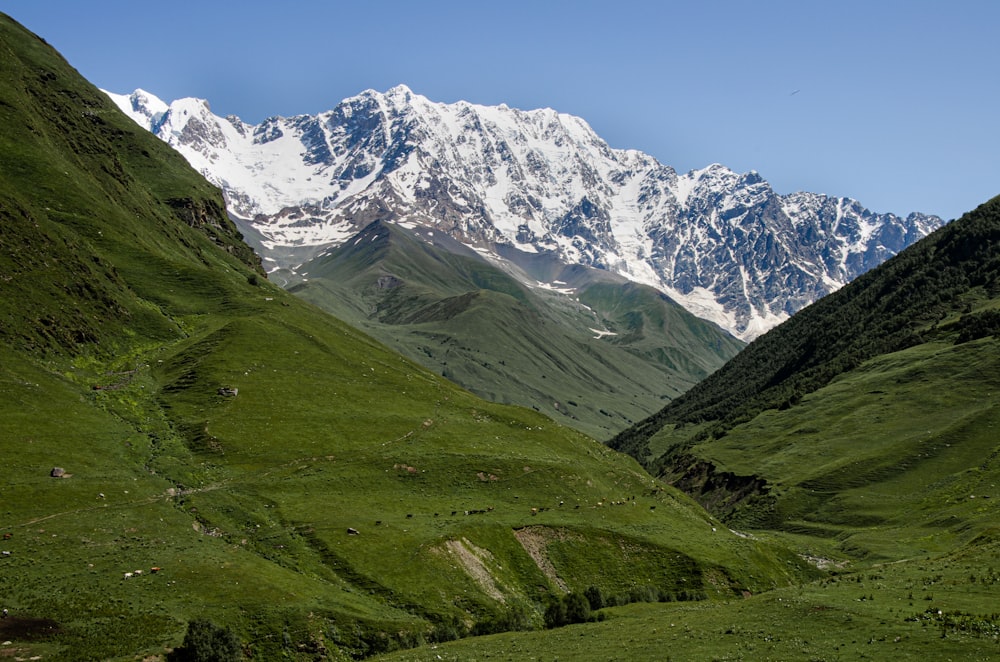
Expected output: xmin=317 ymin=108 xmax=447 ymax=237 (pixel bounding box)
xmin=610 ymin=195 xmax=1000 ymax=468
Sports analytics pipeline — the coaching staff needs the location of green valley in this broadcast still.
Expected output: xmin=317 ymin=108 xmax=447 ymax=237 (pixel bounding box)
xmin=3 ymin=9 xmax=1000 ymax=661
xmin=0 ymin=13 xmax=805 ymax=660
xmin=288 ymin=219 xmax=742 ymax=440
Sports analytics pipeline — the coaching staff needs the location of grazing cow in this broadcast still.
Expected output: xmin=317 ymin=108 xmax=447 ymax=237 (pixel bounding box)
xmin=347 ymin=527 xmax=360 ymax=535
xmin=123 ymin=572 xmax=133 ymax=580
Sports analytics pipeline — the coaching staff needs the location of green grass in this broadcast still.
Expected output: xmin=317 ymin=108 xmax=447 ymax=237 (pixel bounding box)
xmin=375 ymin=537 xmax=1000 ymax=661
xmin=644 ymin=336 xmax=1000 ymax=563
xmin=292 ymin=221 xmax=742 ymax=440
xmin=0 ymin=290 xmax=808 ymax=659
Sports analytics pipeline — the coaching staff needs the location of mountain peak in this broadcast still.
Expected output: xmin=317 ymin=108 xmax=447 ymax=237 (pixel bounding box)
xmin=385 ymin=83 xmax=415 ymax=99
xmin=110 ymin=86 xmax=945 ymax=340
xmin=105 ymin=88 xmax=168 ymax=128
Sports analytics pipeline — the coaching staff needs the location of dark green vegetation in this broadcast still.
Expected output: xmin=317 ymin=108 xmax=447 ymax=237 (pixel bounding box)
xmin=169 ymin=619 xmax=241 ymax=662
xmin=288 ymin=220 xmax=743 ymax=439
xmin=0 ymin=13 xmax=808 ymax=660
xmin=610 ymin=196 xmax=1000 ymax=558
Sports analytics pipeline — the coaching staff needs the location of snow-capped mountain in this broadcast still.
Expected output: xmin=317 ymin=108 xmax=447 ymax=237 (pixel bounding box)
xmin=107 ymin=85 xmax=944 ymax=340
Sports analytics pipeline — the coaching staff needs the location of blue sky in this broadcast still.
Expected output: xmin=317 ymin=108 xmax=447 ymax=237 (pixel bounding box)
xmin=9 ymin=1 xmax=998 ymax=220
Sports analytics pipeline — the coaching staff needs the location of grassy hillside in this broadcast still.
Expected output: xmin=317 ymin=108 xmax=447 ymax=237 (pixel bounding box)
xmin=608 ymin=196 xmax=1000 ymax=564
xmin=0 ymin=17 xmax=260 ymax=357
xmin=611 ymin=196 xmax=1000 ymax=455
xmin=0 ymin=13 xmax=809 ymax=660
xmin=290 ymin=220 xmax=743 ymax=439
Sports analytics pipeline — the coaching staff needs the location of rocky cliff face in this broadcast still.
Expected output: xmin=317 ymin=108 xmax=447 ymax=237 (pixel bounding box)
xmin=108 ymin=85 xmax=943 ymax=340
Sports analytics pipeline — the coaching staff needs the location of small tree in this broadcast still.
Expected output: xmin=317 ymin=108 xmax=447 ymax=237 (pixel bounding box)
xmin=563 ymin=592 xmax=591 ymax=625
xmin=169 ymin=619 xmax=242 ymax=662
xmin=584 ymin=585 xmax=605 ymax=610
xmin=543 ymin=599 xmax=567 ymax=629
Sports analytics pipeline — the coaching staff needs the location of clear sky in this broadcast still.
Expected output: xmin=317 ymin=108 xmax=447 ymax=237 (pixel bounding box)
xmin=8 ymin=1 xmax=998 ymax=221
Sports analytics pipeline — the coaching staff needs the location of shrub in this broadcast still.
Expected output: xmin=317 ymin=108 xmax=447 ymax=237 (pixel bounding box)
xmin=168 ymin=619 xmax=241 ymax=661
xmin=584 ymin=585 xmax=605 ymax=610
xmin=472 ymin=605 xmax=532 ymax=635
xmin=545 ymin=592 xmax=593 ymax=629
xmin=563 ymin=592 xmax=591 ymax=625
xmin=543 ymin=599 xmax=567 ymax=629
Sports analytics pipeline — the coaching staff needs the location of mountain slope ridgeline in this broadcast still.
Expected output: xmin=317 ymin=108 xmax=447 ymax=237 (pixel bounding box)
xmin=108 ymin=86 xmax=944 ymax=341
xmin=290 ymin=219 xmax=744 ymax=438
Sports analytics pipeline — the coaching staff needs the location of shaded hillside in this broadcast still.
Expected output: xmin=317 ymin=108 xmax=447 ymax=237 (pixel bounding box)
xmin=0 ymin=14 xmax=810 ymax=660
xmin=0 ymin=19 xmax=260 ymax=356
xmin=609 ymin=195 xmax=1000 ymax=561
xmin=290 ymin=220 xmax=743 ymax=439
xmin=610 ymin=197 xmax=1000 ymax=458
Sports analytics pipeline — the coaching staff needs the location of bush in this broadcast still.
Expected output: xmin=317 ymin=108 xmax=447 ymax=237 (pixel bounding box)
xmin=584 ymin=585 xmax=605 ymax=610
xmin=544 ymin=599 xmax=567 ymax=629
xmin=472 ymin=605 xmax=532 ymax=635
xmin=545 ymin=592 xmax=593 ymax=629
xmin=563 ymin=592 xmax=591 ymax=625
xmin=168 ymin=619 xmax=241 ymax=662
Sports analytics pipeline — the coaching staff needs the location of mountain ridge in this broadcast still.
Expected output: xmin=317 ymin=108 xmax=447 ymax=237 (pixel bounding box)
xmin=108 ymin=85 xmax=944 ymax=340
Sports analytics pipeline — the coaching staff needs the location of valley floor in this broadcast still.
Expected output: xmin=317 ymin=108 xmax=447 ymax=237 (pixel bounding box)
xmin=374 ymin=540 xmax=1000 ymax=661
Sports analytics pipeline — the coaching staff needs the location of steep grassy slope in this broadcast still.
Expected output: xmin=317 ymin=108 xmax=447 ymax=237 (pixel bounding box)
xmin=610 ymin=196 xmax=1000 ymax=563
xmin=290 ymin=221 xmax=743 ymax=439
xmin=0 ymin=19 xmax=260 ymax=357
xmin=0 ymin=13 xmax=808 ymax=660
